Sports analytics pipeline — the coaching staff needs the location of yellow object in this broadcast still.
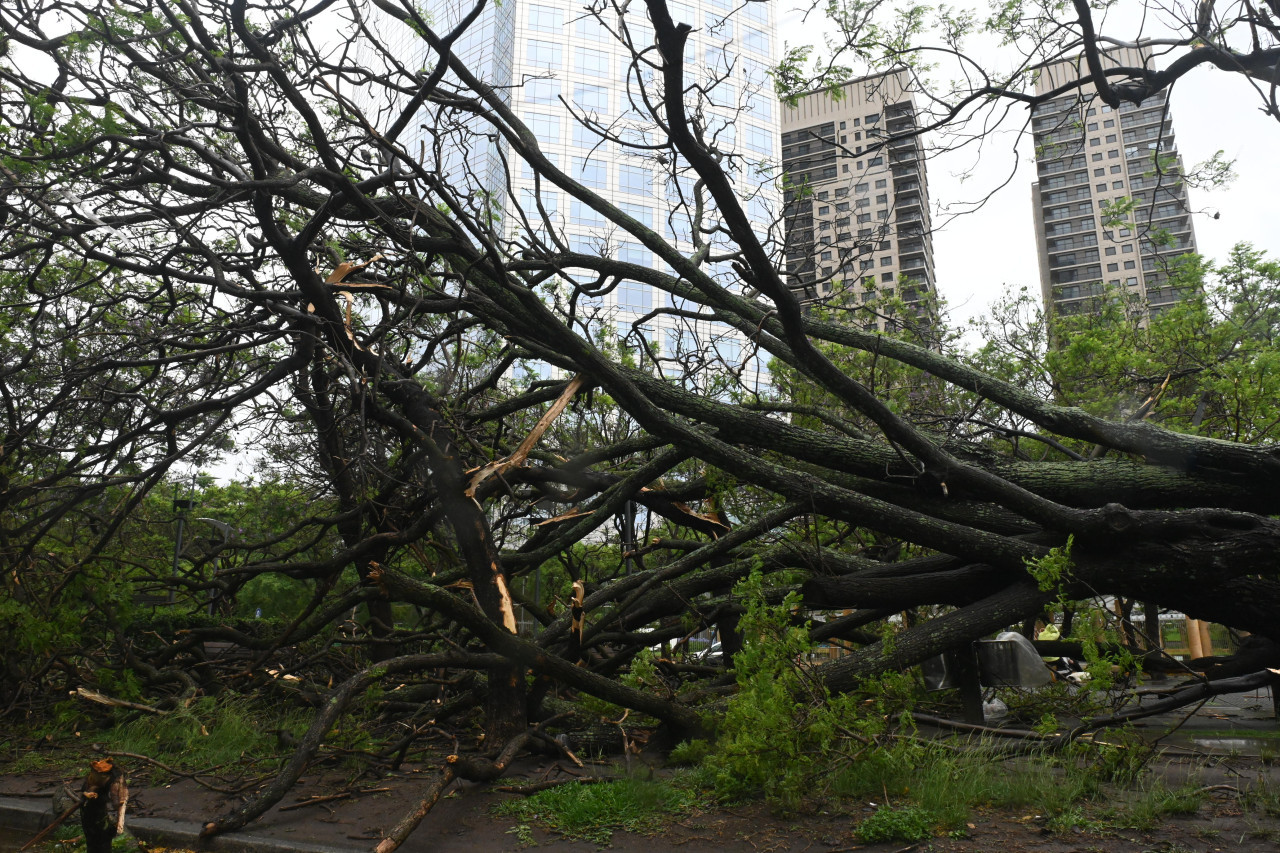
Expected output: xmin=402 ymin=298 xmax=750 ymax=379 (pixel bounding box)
xmin=1037 ymin=624 xmax=1061 ymax=662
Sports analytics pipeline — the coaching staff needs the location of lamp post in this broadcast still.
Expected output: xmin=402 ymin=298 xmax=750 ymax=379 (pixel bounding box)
xmin=168 ymin=479 xmax=197 ymax=605
xmin=195 ymin=518 xmax=234 ymax=615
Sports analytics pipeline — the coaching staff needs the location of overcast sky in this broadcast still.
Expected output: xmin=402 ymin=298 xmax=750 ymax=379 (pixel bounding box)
xmin=776 ymin=0 xmax=1280 ymax=335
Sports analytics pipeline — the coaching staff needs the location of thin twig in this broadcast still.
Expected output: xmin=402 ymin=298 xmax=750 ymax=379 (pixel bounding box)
xmin=104 ymin=751 xmax=245 ymax=794
xmin=278 ymin=787 xmax=391 ymax=812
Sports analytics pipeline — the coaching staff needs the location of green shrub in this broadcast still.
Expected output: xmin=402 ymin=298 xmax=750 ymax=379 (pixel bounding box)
xmin=856 ymin=804 xmax=933 ymax=843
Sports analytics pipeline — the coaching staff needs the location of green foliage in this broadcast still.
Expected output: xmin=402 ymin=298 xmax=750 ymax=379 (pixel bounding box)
xmin=1070 ymin=727 xmax=1152 ymax=786
xmin=856 ymin=804 xmax=933 ymax=843
xmin=703 ymin=571 xmax=913 ymax=811
xmin=667 ymin=738 xmax=711 ymax=766
xmin=494 ymin=778 xmax=694 ymax=844
xmin=1024 ymin=535 xmax=1073 ymax=592
xmin=971 ymin=244 xmax=1280 ymax=454
xmin=104 ymin=696 xmax=307 ymax=770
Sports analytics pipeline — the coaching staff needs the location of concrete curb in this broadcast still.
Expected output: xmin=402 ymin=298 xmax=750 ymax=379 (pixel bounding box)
xmin=0 ymin=796 xmax=366 ymax=853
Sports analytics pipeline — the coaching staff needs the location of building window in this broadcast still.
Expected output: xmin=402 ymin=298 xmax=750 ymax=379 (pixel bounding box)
xmin=881 ymin=271 xmax=894 ymax=281
xmin=1089 ymin=138 xmax=1101 ymax=147
xmin=570 ymin=200 xmax=605 ymax=227
xmin=574 ymin=46 xmax=610 ymax=77
xmin=867 ymin=156 xmax=883 ymax=166
xmin=619 ymin=164 xmax=651 ymax=195
xmin=617 ymin=282 xmax=651 ymax=313
xmin=741 ymin=26 xmax=768 ymax=54
xmin=1108 ymin=150 xmax=1120 ymax=158
xmin=572 ymin=123 xmax=601 ymax=149
xmin=1105 ymin=246 xmax=1116 ymax=256
xmin=1110 ymin=165 xmax=1122 ymax=173
xmin=1092 ymin=153 xmax=1104 ymax=161
xmin=745 ymin=92 xmax=772 ymax=120
xmin=1124 ymin=260 xmax=1136 ymax=269
xmin=1107 ymin=262 xmax=1119 ymax=272
xmin=1096 ymin=183 xmax=1107 ymax=192
xmin=520 ymin=188 xmax=557 ymax=216
xmin=524 ymin=112 xmax=560 ymax=146
xmin=525 ymin=79 xmax=560 ymax=104
xmin=618 ymin=242 xmax=652 ymax=268
xmin=875 ymin=178 xmax=887 ymax=188
xmin=572 ymin=157 xmax=607 ymax=189
xmin=576 ymin=15 xmax=608 ymax=40
xmin=1112 ymin=180 xmax=1124 ymax=189
xmin=880 ymin=256 xmax=892 ymax=266
xmin=526 ymin=40 xmax=562 ymax=70
xmin=528 ymin=5 xmax=563 ymax=32
xmin=573 ymin=84 xmax=609 ymax=113
xmin=745 ymin=123 xmax=772 ymax=155
xmin=1094 ymin=168 xmax=1105 ymax=176
xmin=875 ymin=193 xmax=888 ymax=204
xmin=821 ymin=251 xmax=832 ymax=260
xmin=620 ymin=202 xmax=652 ymax=228
xmin=666 ymin=214 xmax=691 ymax=242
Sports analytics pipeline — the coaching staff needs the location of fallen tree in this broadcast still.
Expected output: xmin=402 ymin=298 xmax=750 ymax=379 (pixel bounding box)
xmin=2 ymin=0 xmax=1279 ymax=841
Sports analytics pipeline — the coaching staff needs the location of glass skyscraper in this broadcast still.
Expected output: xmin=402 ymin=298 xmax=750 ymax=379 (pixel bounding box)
xmin=369 ymin=0 xmax=782 ymax=394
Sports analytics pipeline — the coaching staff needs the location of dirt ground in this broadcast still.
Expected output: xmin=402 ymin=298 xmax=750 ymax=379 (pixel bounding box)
xmin=4 ymin=743 xmax=1280 ymax=853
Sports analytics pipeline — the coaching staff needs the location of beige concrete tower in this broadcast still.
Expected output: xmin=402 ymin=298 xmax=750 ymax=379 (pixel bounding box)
xmin=1030 ymin=45 xmax=1199 ymax=318
xmin=780 ymin=71 xmax=935 ymax=329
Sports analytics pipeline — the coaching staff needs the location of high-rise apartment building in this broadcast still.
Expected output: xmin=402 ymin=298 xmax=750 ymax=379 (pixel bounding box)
xmin=780 ymin=71 xmax=936 ymax=328
xmin=374 ymin=0 xmax=782 ymax=394
xmin=1031 ymin=46 xmax=1198 ymax=318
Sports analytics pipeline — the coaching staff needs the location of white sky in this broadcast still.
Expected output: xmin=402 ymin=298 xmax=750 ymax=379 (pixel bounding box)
xmin=776 ymin=0 xmax=1280 ymax=334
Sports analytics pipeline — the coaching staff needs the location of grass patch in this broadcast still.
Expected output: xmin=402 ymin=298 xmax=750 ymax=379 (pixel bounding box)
xmin=1108 ymin=781 xmax=1204 ymax=830
xmin=821 ymin=739 xmax=1100 ymax=832
xmin=1243 ymin=777 xmax=1280 ymax=818
xmin=101 ymin=696 xmax=309 ymax=772
xmin=495 ymin=778 xmax=695 ymax=844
